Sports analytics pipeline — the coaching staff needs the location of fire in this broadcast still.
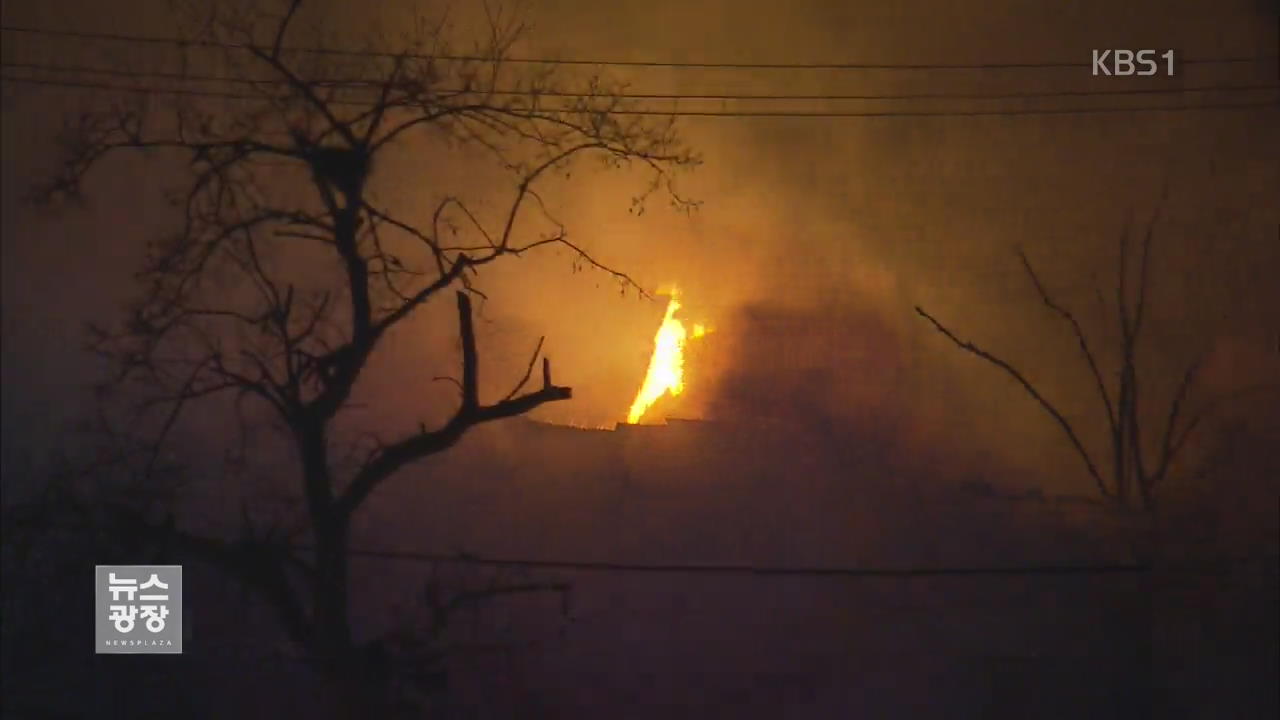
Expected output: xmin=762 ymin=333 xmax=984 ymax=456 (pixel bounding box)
xmin=627 ymin=290 xmax=707 ymax=424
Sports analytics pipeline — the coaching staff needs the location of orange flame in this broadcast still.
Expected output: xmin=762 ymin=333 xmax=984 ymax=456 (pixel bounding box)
xmin=627 ymin=290 xmax=707 ymax=424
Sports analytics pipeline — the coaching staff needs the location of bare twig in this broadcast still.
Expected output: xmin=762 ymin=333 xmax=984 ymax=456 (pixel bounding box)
xmin=914 ymin=306 xmax=1109 ymax=499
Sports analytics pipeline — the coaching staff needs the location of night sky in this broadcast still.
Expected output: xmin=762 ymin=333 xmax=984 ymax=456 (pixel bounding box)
xmin=2 ymin=1 xmax=1278 ymax=718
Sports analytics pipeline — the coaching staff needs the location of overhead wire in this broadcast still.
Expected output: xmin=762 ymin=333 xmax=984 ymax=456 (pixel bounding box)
xmin=2 ymin=75 xmax=1274 ymax=118
xmin=3 ymin=59 xmax=1277 ymax=102
xmin=3 ymin=24 xmax=1274 ymax=70
xmin=322 ymin=545 xmax=1154 ymax=576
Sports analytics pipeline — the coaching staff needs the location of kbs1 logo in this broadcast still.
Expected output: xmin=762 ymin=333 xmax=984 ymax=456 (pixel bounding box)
xmin=95 ymin=565 xmax=183 ymax=654
xmin=1092 ymin=49 xmax=1176 ymax=76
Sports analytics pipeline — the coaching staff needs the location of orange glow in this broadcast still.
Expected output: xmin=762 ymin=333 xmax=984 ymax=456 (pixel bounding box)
xmin=627 ymin=290 xmax=708 ymax=424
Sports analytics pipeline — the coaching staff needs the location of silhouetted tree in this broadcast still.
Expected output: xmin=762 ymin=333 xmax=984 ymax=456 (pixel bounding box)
xmin=915 ymin=205 xmax=1262 ymax=513
xmin=31 ymin=0 xmax=697 ymax=714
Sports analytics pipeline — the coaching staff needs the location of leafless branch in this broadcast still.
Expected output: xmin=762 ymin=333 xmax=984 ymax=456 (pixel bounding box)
xmin=503 ymin=336 xmax=545 ymax=401
xmin=338 ymin=292 xmax=571 ymax=518
xmin=914 ymin=306 xmax=1109 ymax=499
xmin=1018 ymin=248 xmax=1118 ymax=437
xmin=270 ymin=0 xmax=303 ymax=61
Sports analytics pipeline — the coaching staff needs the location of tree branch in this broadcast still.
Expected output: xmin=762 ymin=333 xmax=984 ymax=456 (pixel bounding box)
xmin=458 ymin=291 xmax=480 ymax=413
xmin=503 ymin=336 xmax=545 ymax=401
xmin=337 ymin=291 xmax=571 ymax=518
xmin=271 ymin=0 xmax=303 ymax=61
xmin=1018 ymin=248 xmax=1118 ymax=440
xmin=915 ymin=306 xmax=1109 ymax=499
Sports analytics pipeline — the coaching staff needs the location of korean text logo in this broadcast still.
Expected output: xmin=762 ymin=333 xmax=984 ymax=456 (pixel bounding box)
xmin=95 ymin=565 xmax=183 ymax=654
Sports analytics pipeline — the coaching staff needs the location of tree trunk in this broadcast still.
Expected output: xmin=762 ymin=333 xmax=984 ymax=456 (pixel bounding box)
xmin=295 ymin=419 xmax=368 ymax=717
xmin=314 ymin=517 xmax=374 ymax=719
xmin=313 ymin=516 xmax=353 ymax=663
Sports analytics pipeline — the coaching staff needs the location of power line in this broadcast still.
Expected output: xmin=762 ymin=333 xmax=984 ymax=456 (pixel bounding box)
xmin=3 ymin=24 xmax=1275 ymax=71
xmin=4 ymin=60 xmax=1277 ymax=102
xmin=4 ymin=75 xmax=1274 ymax=118
xmin=319 ymin=545 xmax=1153 ymax=577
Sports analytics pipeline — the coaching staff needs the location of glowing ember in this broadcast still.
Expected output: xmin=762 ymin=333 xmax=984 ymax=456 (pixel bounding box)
xmin=627 ymin=290 xmax=706 ymax=424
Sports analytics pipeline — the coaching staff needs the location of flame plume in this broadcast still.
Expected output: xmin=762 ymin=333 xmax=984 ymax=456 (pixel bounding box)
xmin=627 ymin=291 xmax=705 ymax=424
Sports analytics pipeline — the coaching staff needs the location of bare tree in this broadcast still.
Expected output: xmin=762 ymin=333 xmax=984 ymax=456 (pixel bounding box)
xmin=32 ymin=0 xmax=697 ymax=712
xmin=915 ymin=207 xmax=1260 ymax=512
